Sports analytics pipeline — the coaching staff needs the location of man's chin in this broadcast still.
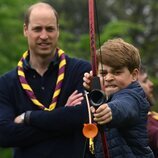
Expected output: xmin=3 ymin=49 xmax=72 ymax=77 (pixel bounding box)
xmin=37 ymin=50 xmax=53 ymax=56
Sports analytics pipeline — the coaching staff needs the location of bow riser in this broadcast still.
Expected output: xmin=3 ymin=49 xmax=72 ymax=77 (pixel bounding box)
xmin=88 ymin=0 xmax=110 ymax=158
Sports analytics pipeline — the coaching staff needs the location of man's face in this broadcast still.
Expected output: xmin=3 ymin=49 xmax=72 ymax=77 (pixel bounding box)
xmin=24 ymin=6 xmax=59 ymax=57
xmin=138 ymin=72 xmax=154 ymax=100
xmin=98 ymin=63 xmax=138 ymax=96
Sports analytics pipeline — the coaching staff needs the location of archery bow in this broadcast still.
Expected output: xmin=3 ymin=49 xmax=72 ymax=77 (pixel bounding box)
xmin=87 ymin=0 xmax=110 ymax=157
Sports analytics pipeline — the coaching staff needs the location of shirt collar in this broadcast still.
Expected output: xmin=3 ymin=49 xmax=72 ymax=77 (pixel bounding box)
xmin=23 ymin=50 xmax=60 ymax=71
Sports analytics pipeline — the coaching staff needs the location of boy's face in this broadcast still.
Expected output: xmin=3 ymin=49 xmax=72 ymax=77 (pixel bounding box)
xmin=98 ymin=63 xmax=138 ymax=96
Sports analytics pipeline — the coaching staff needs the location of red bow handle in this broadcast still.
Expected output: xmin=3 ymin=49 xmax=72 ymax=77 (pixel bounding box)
xmin=84 ymin=0 xmax=110 ymax=157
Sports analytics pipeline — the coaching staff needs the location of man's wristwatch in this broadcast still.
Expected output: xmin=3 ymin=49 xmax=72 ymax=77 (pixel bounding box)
xmin=20 ymin=113 xmax=25 ymax=123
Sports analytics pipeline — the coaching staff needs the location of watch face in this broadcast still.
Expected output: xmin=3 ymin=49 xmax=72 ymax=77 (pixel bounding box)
xmin=20 ymin=113 xmax=25 ymax=121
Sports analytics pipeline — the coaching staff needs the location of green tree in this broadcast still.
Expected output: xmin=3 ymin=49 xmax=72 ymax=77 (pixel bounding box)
xmin=0 ymin=0 xmax=41 ymax=75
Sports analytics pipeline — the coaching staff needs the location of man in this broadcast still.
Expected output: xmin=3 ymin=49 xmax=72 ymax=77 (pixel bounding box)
xmin=138 ymin=65 xmax=158 ymax=158
xmin=138 ymin=65 xmax=155 ymax=106
xmin=0 ymin=2 xmax=91 ymax=158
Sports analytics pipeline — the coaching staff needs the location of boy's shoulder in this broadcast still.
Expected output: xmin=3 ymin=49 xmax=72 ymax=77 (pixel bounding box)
xmin=118 ymin=81 xmax=143 ymax=95
xmin=111 ymin=81 xmax=146 ymax=101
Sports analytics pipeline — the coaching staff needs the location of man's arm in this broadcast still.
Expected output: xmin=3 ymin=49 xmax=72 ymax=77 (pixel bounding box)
xmin=0 ymin=94 xmax=87 ymax=148
xmin=20 ymin=59 xmax=90 ymax=131
xmin=0 ymin=77 xmax=63 ymax=147
xmin=23 ymin=102 xmax=88 ymax=131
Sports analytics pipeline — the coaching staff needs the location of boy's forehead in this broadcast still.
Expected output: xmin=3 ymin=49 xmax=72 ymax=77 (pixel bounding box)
xmin=98 ymin=62 xmax=124 ymax=71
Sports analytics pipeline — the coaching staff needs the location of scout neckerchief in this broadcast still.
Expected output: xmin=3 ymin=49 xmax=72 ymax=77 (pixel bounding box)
xmin=148 ymin=111 xmax=158 ymax=120
xmin=17 ymin=48 xmax=66 ymax=111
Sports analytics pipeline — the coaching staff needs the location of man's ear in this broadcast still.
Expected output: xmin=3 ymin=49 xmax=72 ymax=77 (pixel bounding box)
xmin=57 ymin=24 xmax=60 ymax=38
xmin=23 ymin=24 xmax=28 ymax=37
xmin=132 ymin=68 xmax=139 ymax=81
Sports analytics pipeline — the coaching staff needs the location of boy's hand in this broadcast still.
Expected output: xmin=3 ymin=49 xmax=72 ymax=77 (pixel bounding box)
xmin=65 ymin=90 xmax=84 ymax=107
xmin=91 ymin=104 xmax=112 ymax=125
xmin=83 ymin=71 xmax=93 ymax=90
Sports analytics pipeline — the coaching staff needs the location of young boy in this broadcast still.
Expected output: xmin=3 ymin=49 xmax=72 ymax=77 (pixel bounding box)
xmin=83 ymin=38 xmax=154 ymax=157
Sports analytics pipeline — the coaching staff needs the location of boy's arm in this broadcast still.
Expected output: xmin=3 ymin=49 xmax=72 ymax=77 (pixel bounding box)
xmin=106 ymin=93 xmax=140 ymax=127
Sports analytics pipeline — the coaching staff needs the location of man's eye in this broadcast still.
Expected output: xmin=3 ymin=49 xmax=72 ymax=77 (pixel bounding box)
xmin=33 ymin=27 xmax=41 ymax=32
xmin=46 ymin=27 xmax=55 ymax=32
xmin=143 ymin=79 xmax=148 ymax=83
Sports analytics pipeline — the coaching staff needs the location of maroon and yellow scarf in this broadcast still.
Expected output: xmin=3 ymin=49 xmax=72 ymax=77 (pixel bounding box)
xmin=17 ymin=49 xmax=66 ymax=111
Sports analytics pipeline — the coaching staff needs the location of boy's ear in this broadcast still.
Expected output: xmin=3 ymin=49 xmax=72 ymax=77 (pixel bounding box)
xmin=132 ymin=68 xmax=139 ymax=81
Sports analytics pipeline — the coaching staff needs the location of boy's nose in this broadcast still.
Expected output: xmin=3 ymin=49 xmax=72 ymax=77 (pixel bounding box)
xmin=104 ymin=73 xmax=114 ymax=81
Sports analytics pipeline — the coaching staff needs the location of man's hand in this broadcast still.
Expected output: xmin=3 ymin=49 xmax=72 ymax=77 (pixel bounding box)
xmin=65 ymin=90 xmax=84 ymax=107
xmin=14 ymin=113 xmax=25 ymax=124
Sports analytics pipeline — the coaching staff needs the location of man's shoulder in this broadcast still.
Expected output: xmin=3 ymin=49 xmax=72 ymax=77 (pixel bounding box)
xmin=0 ymin=67 xmax=17 ymax=81
xmin=66 ymin=55 xmax=90 ymax=64
xmin=65 ymin=55 xmax=91 ymax=70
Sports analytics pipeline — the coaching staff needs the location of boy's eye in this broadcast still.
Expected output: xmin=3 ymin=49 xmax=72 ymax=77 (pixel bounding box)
xmin=113 ymin=70 xmax=122 ymax=75
xmin=114 ymin=71 xmax=121 ymax=75
xmin=99 ymin=71 xmax=107 ymax=77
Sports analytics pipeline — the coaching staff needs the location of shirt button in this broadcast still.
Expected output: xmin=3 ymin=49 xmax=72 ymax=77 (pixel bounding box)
xmin=33 ymin=75 xmax=36 ymax=78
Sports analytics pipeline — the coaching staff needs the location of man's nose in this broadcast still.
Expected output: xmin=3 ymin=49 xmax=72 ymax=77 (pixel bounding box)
xmin=40 ymin=29 xmax=48 ymax=39
xmin=149 ymin=80 xmax=154 ymax=89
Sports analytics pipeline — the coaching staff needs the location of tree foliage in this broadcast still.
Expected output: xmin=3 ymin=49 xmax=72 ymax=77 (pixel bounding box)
xmin=1 ymin=0 xmax=158 ymax=73
xmin=1 ymin=0 xmax=158 ymax=157
xmin=0 ymin=0 xmax=40 ymax=75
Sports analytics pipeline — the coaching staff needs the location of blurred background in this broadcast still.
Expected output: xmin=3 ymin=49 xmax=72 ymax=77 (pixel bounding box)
xmin=1 ymin=0 xmax=158 ymax=157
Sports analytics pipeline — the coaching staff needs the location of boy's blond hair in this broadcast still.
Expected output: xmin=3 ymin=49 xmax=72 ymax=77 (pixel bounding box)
xmin=97 ymin=38 xmax=141 ymax=72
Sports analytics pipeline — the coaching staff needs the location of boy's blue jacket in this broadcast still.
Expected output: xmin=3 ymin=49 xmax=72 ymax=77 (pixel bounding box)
xmin=0 ymin=54 xmax=91 ymax=158
xmin=95 ymin=81 xmax=154 ymax=158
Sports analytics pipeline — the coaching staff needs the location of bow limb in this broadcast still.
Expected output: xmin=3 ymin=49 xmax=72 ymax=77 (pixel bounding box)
xmin=88 ymin=0 xmax=110 ymax=157
xmin=89 ymin=0 xmax=97 ymax=77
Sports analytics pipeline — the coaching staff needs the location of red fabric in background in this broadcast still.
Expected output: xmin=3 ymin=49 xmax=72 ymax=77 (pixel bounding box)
xmin=147 ymin=112 xmax=158 ymax=158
